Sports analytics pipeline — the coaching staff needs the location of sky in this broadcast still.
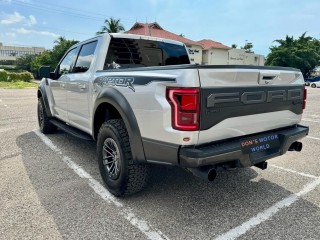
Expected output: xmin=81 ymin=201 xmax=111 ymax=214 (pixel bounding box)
xmin=0 ymin=0 xmax=319 ymax=56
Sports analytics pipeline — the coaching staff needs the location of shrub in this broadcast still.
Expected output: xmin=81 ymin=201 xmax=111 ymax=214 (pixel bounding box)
xmin=0 ymin=71 xmax=8 ymax=81
xmin=0 ymin=66 xmax=18 ymax=71
xmin=0 ymin=70 xmax=34 ymax=82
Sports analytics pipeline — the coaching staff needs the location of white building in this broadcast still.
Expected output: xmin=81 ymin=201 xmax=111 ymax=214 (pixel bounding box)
xmin=0 ymin=42 xmax=44 ymax=61
xmin=228 ymin=48 xmax=265 ymax=66
xmin=197 ymin=39 xmax=265 ymax=66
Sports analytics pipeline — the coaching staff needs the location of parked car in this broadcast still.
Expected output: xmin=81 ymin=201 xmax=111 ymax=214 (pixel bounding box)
xmin=313 ymin=76 xmax=320 ymax=82
xmin=310 ymin=81 xmax=320 ymax=88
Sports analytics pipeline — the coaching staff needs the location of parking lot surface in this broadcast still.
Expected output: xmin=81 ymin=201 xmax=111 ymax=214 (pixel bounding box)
xmin=0 ymin=87 xmax=319 ymax=240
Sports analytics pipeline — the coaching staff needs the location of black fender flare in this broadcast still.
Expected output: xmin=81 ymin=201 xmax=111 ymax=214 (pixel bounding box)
xmin=37 ymin=79 xmax=52 ymax=117
xmin=93 ymin=88 xmax=146 ymax=163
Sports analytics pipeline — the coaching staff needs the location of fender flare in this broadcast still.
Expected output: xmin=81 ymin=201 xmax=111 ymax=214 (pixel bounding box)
xmin=37 ymin=79 xmax=52 ymax=117
xmin=93 ymin=88 xmax=146 ymax=162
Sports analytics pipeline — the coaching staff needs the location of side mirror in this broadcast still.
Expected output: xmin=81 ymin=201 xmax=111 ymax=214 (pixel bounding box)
xmin=39 ymin=66 xmax=51 ymax=78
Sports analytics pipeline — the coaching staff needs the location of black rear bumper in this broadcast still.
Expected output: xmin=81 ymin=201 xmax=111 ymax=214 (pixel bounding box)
xmin=179 ymin=125 xmax=309 ymax=168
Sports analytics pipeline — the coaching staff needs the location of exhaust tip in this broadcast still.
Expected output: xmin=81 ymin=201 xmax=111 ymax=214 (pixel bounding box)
xmin=289 ymin=141 xmax=303 ymax=152
xmin=208 ymin=168 xmax=217 ymax=181
xmin=254 ymin=161 xmax=268 ymax=170
xmin=187 ymin=167 xmax=217 ymax=182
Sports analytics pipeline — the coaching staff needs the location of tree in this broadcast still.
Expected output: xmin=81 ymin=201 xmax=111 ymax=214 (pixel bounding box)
xmin=266 ymin=33 xmax=320 ymax=78
xmin=16 ymin=54 xmax=37 ymax=72
xmin=50 ymin=36 xmax=79 ymax=67
xmin=30 ymin=37 xmax=79 ymax=77
xmin=231 ymin=44 xmax=237 ymax=48
xmin=96 ymin=17 xmax=125 ymax=35
xmin=179 ymin=33 xmax=185 ymax=38
xmin=241 ymin=41 xmax=254 ymax=53
xmin=31 ymin=50 xmax=54 ymax=77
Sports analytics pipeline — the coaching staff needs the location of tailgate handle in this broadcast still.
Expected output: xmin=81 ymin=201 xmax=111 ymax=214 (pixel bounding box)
xmin=262 ymin=76 xmax=275 ymax=80
xmin=259 ymin=71 xmax=280 ymax=84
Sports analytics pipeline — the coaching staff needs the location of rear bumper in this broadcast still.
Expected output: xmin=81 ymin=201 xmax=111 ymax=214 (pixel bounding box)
xmin=179 ymin=125 xmax=309 ymax=168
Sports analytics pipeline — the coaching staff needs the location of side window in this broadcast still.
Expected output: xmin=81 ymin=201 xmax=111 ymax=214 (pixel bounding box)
xmin=59 ymin=48 xmax=78 ymax=76
xmin=73 ymin=41 xmax=98 ymax=73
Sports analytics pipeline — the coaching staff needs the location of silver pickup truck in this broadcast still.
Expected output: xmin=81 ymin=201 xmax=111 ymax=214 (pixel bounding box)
xmin=37 ymin=33 xmax=309 ymax=196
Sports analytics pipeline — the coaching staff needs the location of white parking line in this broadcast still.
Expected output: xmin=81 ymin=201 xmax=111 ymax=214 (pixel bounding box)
xmin=0 ymin=99 xmax=9 ymax=108
xmin=0 ymin=127 xmax=15 ymax=133
xmin=214 ymin=177 xmax=320 ymax=240
xmin=269 ymin=164 xmax=318 ymax=179
xmin=307 ymin=136 xmax=320 ymax=141
xmin=302 ymin=119 xmax=320 ymax=123
xmin=33 ymin=130 xmax=168 ymax=240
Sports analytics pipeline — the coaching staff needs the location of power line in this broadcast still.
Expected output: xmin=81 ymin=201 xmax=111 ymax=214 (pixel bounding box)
xmin=29 ymin=0 xmax=127 ymax=19
xmin=6 ymin=1 xmax=107 ymax=22
xmin=0 ymin=0 xmax=136 ymax=24
xmin=30 ymin=25 xmax=94 ymax=37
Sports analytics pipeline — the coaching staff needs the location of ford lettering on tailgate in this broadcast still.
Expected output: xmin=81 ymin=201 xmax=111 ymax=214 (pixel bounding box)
xmin=207 ymin=89 xmax=303 ymax=108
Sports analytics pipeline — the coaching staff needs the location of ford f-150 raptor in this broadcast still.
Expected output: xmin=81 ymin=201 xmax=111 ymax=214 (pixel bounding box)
xmin=37 ymin=33 xmax=309 ymax=196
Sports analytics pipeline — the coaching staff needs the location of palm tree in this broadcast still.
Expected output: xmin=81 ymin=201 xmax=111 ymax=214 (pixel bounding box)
xmin=96 ymin=17 xmax=125 ymax=35
xmin=54 ymin=36 xmax=66 ymax=44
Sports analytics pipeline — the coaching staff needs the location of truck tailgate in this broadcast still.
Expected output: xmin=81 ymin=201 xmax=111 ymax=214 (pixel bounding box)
xmin=197 ymin=66 xmax=305 ymax=145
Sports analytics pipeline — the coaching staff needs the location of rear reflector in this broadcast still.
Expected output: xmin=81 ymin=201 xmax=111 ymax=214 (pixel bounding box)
xmin=166 ymin=87 xmax=200 ymax=131
xmin=303 ymin=87 xmax=307 ymax=110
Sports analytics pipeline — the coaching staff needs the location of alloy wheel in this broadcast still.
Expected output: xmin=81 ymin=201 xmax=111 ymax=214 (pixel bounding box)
xmin=102 ymin=138 xmax=121 ymax=180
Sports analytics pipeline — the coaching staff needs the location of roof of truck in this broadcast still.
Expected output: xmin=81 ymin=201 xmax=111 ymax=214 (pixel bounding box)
xmin=109 ymin=33 xmax=185 ymax=46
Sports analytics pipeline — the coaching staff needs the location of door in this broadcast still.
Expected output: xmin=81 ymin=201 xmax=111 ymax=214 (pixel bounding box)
xmin=50 ymin=47 xmax=78 ymax=122
xmin=67 ymin=41 xmax=98 ymax=132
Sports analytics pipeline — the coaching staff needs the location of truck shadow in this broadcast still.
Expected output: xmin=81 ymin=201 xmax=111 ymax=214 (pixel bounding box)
xmin=16 ymin=131 xmax=320 ymax=239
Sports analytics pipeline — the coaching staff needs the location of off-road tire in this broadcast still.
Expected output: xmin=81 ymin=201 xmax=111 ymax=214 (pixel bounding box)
xmin=97 ymin=119 xmax=148 ymax=197
xmin=37 ymin=97 xmax=57 ymax=134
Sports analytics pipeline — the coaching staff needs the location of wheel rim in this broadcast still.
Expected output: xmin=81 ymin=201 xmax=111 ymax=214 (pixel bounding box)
xmin=103 ymin=138 xmax=121 ymax=180
xmin=38 ymin=102 xmax=44 ymax=128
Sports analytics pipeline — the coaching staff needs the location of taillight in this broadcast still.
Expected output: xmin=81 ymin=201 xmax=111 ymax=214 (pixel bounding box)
xmin=166 ymin=87 xmax=200 ymax=131
xmin=303 ymin=87 xmax=307 ymax=110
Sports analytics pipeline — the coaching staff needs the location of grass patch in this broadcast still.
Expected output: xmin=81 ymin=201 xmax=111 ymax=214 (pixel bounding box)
xmin=0 ymin=81 xmax=38 ymax=89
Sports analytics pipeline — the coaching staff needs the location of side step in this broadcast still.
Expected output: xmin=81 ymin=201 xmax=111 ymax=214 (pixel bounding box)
xmin=50 ymin=119 xmax=93 ymax=141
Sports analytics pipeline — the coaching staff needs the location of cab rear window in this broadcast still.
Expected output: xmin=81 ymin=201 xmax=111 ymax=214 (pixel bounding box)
xmin=104 ymin=38 xmax=190 ymax=69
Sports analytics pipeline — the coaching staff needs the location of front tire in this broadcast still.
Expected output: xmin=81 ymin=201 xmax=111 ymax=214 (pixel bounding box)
xmin=37 ymin=97 xmax=57 ymax=134
xmin=311 ymin=83 xmax=316 ymax=88
xmin=97 ymin=119 xmax=148 ymax=197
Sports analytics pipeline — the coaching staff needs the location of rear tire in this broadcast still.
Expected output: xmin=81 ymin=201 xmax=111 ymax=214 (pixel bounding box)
xmin=311 ymin=83 xmax=316 ymax=88
xmin=97 ymin=119 xmax=148 ymax=197
xmin=37 ymin=97 xmax=57 ymax=134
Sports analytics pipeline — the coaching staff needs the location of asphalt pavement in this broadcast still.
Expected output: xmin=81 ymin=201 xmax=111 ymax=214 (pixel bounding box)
xmin=0 ymin=87 xmax=319 ymax=240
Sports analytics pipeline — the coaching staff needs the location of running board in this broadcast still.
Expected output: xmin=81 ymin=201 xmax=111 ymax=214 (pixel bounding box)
xmin=50 ymin=119 xmax=93 ymax=141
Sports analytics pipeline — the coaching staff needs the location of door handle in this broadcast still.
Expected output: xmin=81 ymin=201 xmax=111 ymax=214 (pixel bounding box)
xmin=79 ymin=84 xmax=86 ymax=89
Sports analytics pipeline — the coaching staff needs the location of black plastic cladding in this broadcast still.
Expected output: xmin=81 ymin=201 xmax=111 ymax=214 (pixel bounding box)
xmin=93 ymin=87 xmax=146 ymax=162
xmin=38 ymin=81 xmax=52 ymax=117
